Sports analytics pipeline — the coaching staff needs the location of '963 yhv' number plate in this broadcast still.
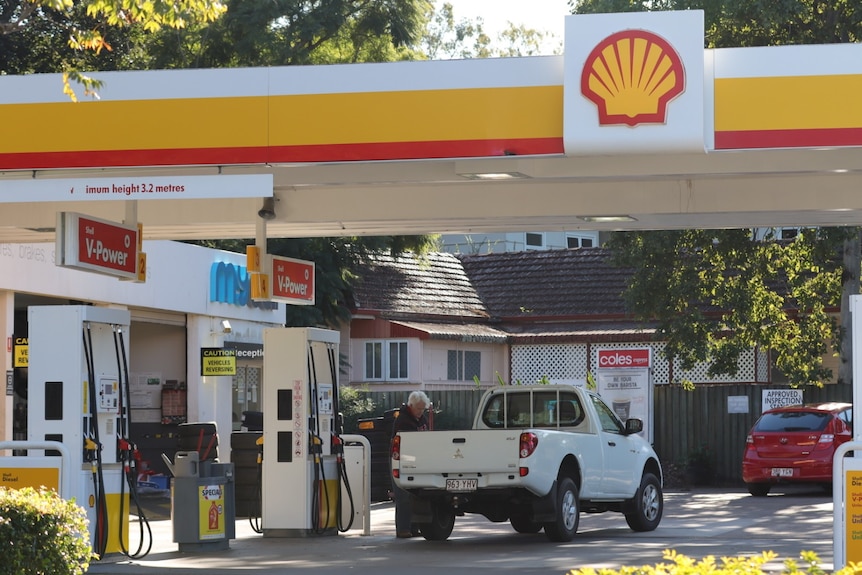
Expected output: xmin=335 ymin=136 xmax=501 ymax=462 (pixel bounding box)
xmin=446 ymin=478 xmax=478 ymax=492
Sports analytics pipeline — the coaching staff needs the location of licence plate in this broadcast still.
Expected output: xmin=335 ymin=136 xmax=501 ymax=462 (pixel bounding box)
xmin=771 ymin=467 xmax=794 ymax=477
xmin=446 ymin=478 xmax=478 ymax=492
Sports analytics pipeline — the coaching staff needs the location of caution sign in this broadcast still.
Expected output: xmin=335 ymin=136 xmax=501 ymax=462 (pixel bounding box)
xmin=198 ymin=484 xmax=226 ymax=540
xmin=13 ymin=337 xmax=27 ymax=368
xmin=200 ymin=348 xmax=236 ymax=376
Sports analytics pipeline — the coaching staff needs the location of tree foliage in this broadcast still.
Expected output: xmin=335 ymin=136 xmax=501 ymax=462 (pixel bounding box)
xmin=609 ymin=229 xmax=852 ymax=385
xmin=139 ymin=0 xmax=431 ymax=68
xmin=422 ymin=2 xmax=558 ymax=59
xmin=0 ymin=1 xmax=225 ymax=98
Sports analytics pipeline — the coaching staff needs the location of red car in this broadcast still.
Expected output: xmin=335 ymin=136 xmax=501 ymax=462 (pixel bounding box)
xmin=742 ymin=402 xmax=852 ymax=496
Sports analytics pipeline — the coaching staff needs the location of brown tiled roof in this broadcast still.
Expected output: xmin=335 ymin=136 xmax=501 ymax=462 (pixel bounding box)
xmin=457 ymin=248 xmax=633 ymax=319
xmin=352 ymin=252 xmax=489 ymax=319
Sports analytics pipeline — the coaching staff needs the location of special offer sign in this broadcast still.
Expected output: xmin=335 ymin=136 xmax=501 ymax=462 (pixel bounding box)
xmin=56 ymin=212 xmax=138 ymax=279
xmin=270 ymin=255 xmax=315 ymax=305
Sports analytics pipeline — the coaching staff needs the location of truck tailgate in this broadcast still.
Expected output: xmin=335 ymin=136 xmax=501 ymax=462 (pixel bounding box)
xmin=397 ymin=429 xmax=519 ymax=474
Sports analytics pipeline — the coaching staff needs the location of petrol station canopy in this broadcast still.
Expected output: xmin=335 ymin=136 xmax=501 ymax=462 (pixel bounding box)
xmin=2 ymin=10 xmax=862 ymax=244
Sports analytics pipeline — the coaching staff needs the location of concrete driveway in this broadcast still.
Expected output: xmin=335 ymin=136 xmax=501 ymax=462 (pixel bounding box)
xmin=88 ymin=486 xmax=835 ymax=575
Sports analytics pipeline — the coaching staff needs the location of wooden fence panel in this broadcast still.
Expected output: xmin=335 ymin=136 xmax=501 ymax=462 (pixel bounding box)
xmin=654 ymin=384 xmax=852 ymax=485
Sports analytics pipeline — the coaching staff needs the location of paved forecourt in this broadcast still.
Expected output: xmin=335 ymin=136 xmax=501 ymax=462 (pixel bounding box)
xmin=88 ymin=486 xmax=835 ymax=575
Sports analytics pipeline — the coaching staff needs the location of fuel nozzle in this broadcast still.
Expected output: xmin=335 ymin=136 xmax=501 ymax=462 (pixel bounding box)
xmin=310 ymin=435 xmax=323 ymax=462
xmin=256 ymin=436 xmax=264 ymax=464
xmin=331 ymin=436 xmax=344 ymax=463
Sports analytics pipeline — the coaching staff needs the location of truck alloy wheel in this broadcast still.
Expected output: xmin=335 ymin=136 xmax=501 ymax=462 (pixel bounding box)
xmin=544 ymin=477 xmax=579 ymax=542
xmin=625 ymin=472 xmax=663 ymax=532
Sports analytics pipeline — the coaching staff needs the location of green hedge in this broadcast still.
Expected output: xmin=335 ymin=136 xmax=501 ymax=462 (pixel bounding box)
xmin=0 ymin=486 xmax=95 ymax=575
xmin=568 ymin=550 xmax=849 ymax=575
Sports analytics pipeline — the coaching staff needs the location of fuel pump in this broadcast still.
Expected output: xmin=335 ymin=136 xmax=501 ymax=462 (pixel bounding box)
xmin=260 ymin=327 xmax=354 ymax=536
xmin=26 ymin=305 xmax=145 ymax=557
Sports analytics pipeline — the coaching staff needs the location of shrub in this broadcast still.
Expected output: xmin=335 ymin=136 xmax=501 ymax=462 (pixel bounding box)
xmin=0 ymin=486 xmax=95 ymax=575
xmin=568 ymin=549 xmax=855 ymax=575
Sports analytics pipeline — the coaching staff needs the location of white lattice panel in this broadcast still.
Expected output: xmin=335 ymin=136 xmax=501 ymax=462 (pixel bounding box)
xmin=756 ymin=349 xmax=770 ymax=382
xmin=673 ymin=348 xmax=756 ymax=383
xmin=511 ymin=344 xmax=588 ymax=384
xmin=512 ymin=341 xmax=767 ymax=385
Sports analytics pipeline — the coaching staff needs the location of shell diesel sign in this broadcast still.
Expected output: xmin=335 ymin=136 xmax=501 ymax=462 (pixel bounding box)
xmin=581 ymin=30 xmax=685 ymax=127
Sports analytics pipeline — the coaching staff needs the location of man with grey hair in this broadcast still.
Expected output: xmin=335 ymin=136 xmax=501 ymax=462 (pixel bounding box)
xmin=391 ymin=390 xmax=430 ymax=538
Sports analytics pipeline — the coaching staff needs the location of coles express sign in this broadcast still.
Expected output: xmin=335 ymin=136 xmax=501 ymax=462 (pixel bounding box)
xmin=597 ymin=349 xmax=651 ymax=369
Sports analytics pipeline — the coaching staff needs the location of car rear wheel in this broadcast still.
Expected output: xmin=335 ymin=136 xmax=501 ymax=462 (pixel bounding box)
xmin=625 ymin=472 xmax=663 ymax=532
xmin=747 ymin=483 xmax=770 ymax=497
xmin=543 ymin=477 xmax=579 ymax=542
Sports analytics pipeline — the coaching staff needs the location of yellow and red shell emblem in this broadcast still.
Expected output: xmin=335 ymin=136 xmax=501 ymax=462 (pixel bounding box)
xmin=581 ymin=29 xmax=685 ymax=127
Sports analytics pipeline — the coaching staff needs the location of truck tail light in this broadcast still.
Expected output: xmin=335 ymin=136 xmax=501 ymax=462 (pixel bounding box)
xmin=519 ymin=432 xmax=538 ymax=458
xmin=391 ymin=435 xmax=401 ymax=460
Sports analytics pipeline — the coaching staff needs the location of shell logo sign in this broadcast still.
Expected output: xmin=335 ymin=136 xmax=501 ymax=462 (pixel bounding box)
xmin=581 ymin=29 xmax=685 ymax=127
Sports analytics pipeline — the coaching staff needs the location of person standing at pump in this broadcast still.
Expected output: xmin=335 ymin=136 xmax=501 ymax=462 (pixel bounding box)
xmin=391 ymin=390 xmax=430 ymax=539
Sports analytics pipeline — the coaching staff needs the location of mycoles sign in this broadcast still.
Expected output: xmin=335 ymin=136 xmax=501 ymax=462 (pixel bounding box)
xmin=270 ymin=255 xmax=315 ymax=305
xmin=56 ymin=212 xmax=138 ymax=280
xmin=597 ymin=349 xmax=651 ymax=369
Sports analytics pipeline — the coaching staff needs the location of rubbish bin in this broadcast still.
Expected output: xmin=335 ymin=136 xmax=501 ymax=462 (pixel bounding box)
xmin=167 ymin=451 xmax=236 ymax=551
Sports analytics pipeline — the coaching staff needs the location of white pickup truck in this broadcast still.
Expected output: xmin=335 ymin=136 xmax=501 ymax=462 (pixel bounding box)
xmin=391 ymin=385 xmax=663 ymax=542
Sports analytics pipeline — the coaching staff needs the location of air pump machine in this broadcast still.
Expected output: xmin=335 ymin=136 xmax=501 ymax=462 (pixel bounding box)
xmin=261 ymin=327 xmax=350 ymax=537
xmin=27 ymin=305 xmax=131 ymax=556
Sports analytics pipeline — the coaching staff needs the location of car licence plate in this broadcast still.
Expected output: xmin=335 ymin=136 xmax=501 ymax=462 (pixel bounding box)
xmin=771 ymin=467 xmax=793 ymax=477
xmin=446 ymin=478 xmax=478 ymax=492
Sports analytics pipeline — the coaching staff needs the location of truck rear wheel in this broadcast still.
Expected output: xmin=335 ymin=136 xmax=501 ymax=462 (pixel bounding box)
xmin=510 ymin=514 xmax=543 ymax=534
xmin=419 ymin=501 xmax=455 ymax=541
xmin=625 ymin=472 xmax=663 ymax=532
xmin=543 ymin=477 xmax=579 ymax=542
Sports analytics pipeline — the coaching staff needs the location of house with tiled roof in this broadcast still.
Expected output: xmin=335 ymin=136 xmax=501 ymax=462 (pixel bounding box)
xmin=345 ymin=248 xmax=771 ymax=394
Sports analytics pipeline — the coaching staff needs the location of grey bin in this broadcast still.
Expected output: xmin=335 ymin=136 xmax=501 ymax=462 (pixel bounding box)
xmin=165 ymin=450 xmax=236 ymax=552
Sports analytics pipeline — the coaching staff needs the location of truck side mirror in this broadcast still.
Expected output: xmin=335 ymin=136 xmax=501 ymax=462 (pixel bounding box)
xmin=625 ymin=418 xmax=643 ymax=434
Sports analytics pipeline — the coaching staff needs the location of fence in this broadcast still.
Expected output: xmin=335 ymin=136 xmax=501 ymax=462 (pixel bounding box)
xmin=348 ymin=383 xmax=853 ymax=487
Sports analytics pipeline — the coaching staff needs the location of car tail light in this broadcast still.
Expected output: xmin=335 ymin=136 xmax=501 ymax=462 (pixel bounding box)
xmin=815 ymin=434 xmax=835 ymax=450
xmin=519 ymin=432 xmax=538 ymax=458
xmin=391 ymin=435 xmax=401 ymax=461
xmin=746 ymin=434 xmax=754 ymax=444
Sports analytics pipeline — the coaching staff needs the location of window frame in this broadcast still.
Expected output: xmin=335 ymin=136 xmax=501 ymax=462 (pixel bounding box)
xmin=364 ymin=339 xmax=409 ymax=381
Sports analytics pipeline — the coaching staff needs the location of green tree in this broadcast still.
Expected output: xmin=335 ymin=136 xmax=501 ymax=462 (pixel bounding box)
xmin=0 ymin=0 xmax=225 ymax=98
xmin=140 ymin=0 xmax=431 ymax=68
xmin=574 ymin=0 xmax=862 ymax=384
xmin=421 ymin=1 xmax=557 ymax=59
xmin=609 ymin=228 xmax=852 ymax=385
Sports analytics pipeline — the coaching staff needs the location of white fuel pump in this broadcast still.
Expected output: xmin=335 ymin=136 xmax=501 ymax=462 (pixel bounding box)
xmin=26 ymin=305 xmax=132 ymax=556
xmin=260 ymin=327 xmax=353 ymax=536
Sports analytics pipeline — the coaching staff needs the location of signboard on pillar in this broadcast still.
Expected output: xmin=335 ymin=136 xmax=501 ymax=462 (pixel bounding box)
xmin=596 ymin=348 xmax=653 ymax=441
xmin=842 ymin=457 xmax=862 ymax=565
xmin=269 ymin=255 xmax=315 ymax=305
xmin=56 ymin=212 xmax=138 ymax=280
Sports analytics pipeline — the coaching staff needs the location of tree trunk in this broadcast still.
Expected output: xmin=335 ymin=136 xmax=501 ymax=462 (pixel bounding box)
xmin=839 ymin=231 xmax=861 ymax=384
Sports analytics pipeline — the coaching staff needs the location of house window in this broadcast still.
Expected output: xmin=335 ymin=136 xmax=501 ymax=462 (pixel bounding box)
xmin=447 ymin=350 xmax=481 ymax=381
xmin=365 ymin=340 xmax=408 ymax=381
xmin=389 ymin=341 xmax=408 ymax=379
xmin=566 ymin=234 xmax=595 ymax=248
xmin=525 ymin=232 xmax=544 ymax=250
xmin=365 ymin=342 xmax=382 ymax=379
